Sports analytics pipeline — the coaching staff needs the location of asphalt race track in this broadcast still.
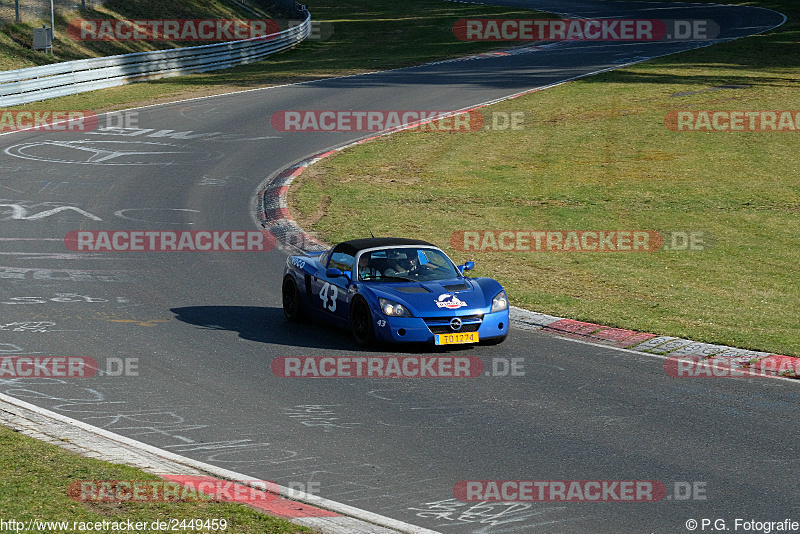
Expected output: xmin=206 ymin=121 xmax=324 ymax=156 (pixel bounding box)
xmin=0 ymin=1 xmax=793 ymax=532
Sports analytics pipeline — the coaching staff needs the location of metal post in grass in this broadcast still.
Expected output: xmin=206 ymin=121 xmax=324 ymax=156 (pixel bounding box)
xmin=15 ymin=0 xmax=20 ymax=23
xmin=50 ymin=0 xmax=55 ymax=43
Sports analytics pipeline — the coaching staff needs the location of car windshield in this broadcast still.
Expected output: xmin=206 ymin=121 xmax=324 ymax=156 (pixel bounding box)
xmin=357 ymin=247 xmax=461 ymax=282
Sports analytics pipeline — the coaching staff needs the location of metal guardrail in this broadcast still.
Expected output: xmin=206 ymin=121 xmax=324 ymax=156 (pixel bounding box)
xmin=0 ymin=9 xmax=310 ymax=106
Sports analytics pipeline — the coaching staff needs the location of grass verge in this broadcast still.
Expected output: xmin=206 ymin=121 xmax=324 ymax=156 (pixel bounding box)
xmin=289 ymin=0 xmax=800 ymax=356
xmin=0 ymin=425 xmax=309 ymax=533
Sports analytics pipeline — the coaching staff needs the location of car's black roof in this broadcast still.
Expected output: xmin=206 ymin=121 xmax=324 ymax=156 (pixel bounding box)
xmin=333 ymin=237 xmax=436 ymax=256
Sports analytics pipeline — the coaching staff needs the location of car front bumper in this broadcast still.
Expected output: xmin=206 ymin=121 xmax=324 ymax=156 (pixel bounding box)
xmin=374 ymin=309 xmax=509 ymax=344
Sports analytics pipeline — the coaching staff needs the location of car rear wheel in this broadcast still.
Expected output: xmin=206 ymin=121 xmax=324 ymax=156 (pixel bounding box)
xmin=282 ymin=276 xmax=305 ymax=322
xmin=350 ymin=297 xmax=375 ymax=347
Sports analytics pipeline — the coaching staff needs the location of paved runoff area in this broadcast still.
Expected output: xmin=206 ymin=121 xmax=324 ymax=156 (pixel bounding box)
xmin=0 ymin=392 xmax=440 ymax=534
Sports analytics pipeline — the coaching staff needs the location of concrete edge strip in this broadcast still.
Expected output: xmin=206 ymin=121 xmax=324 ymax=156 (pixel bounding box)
xmin=0 ymin=391 xmax=440 ymax=534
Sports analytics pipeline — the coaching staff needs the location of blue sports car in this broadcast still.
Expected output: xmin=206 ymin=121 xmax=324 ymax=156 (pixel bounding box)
xmin=281 ymin=237 xmax=509 ymax=346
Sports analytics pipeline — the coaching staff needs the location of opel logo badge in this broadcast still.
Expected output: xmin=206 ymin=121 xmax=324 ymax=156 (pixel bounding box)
xmin=450 ymin=318 xmax=462 ymax=331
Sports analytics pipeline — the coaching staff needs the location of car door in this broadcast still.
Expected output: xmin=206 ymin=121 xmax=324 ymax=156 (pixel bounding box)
xmin=310 ymin=247 xmax=353 ymax=324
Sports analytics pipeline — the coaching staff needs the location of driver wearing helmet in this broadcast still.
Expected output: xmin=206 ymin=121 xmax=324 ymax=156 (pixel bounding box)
xmin=384 ymin=250 xmax=427 ymax=277
xmin=396 ymin=253 xmax=419 ymax=273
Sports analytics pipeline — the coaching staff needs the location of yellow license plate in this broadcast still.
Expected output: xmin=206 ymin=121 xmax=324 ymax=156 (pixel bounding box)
xmin=435 ymin=332 xmax=479 ymax=345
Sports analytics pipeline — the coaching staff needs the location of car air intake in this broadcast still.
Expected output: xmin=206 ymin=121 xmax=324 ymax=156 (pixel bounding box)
xmin=394 ymin=286 xmax=430 ymax=293
xmin=443 ymin=283 xmax=469 ymax=291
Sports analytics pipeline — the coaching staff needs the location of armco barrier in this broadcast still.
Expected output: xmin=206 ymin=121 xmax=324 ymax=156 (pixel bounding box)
xmin=0 ymin=9 xmax=309 ymax=106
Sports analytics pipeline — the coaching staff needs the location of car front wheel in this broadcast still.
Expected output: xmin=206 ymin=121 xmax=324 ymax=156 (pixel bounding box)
xmin=350 ymin=297 xmax=376 ymax=347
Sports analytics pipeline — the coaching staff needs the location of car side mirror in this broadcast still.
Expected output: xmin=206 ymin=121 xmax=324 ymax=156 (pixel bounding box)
xmin=459 ymin=261 xmax=475 ymax=272
xmin=326 ymin=268 xmax=349 ymax=279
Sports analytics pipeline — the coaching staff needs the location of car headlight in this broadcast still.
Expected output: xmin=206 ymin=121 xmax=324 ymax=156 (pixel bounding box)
xmin=379 ymin=298 xmax=412 ymax=317
xmin=491 ymin=291 xmax=508 ymax=313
